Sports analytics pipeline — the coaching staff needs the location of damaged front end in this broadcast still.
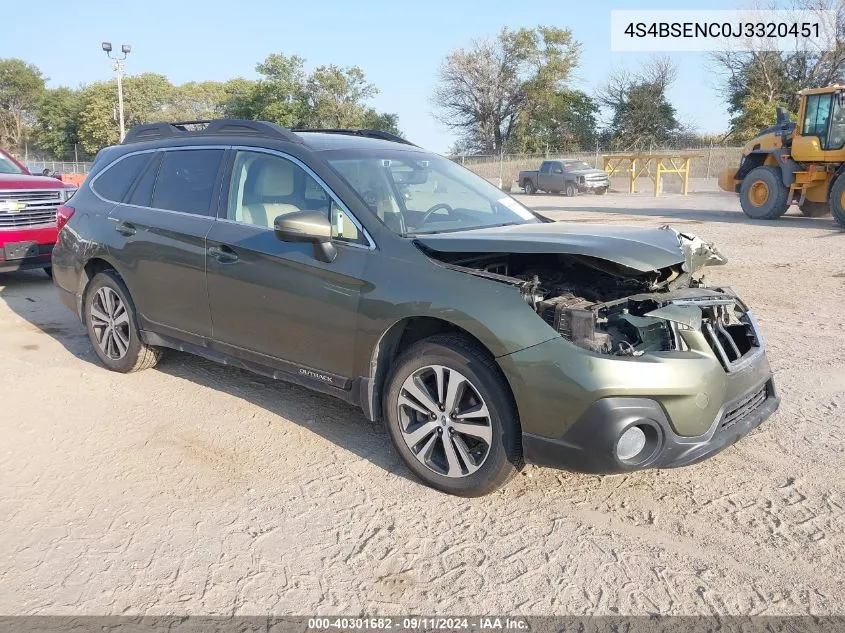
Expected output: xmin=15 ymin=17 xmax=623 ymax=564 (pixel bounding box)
xmin=424 ymin=227 xmax=761 ymax=369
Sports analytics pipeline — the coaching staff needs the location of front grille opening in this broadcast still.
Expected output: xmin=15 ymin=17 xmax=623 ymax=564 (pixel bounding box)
xmin=721 ymin=383 xmax=768 ymax=430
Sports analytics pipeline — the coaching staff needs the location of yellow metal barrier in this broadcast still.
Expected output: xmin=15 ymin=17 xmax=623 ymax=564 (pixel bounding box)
xmin=602 ymin=152 xmax=701 ymax=196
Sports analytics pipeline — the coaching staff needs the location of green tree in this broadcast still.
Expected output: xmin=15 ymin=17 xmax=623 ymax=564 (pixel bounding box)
xmin=76 ymin=73 xmax=176 ymax=154
xmin=171 ymin=81 xmax=229 ymax=121
xmin=433 ymin=26 xmax=581 ymax=153
xmin=303 ymin=64 xmax=377 ymax=127
xmin=0 ymin=58 xmax=45 ymax=151
xmin=598 ymin=57 xmax=683 ymax=151
xmin=228 ymin=53 xmax=399 ymax=132
xmin=32 ymin=87 xmax=82 ymax=160
xmin=511 ymin=89 xmax=598 ymax=153
xmin=229 ymin=54 xmax=308 ymax=125
xmin=359 ymin=110 xmax=401 ymax=135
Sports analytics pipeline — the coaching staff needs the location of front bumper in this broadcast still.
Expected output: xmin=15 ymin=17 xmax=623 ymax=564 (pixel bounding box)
xmin=578 ymin=179 xmax=609 ymax=191
xmin=522 ymin=378 xmax=779 ymax=473
xmin=498 ymin=310 xmax=779 ymax=474
xmin=0 ymin=243 xmax=53 ymax=273
xmin=0 ymin=226 xmax=57 ymax=274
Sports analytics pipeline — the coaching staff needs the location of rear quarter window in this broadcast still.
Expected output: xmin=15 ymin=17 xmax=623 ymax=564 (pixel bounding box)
xmin=92 ymin=153 xmax=152 ymax=202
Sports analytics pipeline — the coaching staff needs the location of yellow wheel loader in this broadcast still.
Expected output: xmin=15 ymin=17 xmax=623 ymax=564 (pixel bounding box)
xmin=719 ymin=85 xmax=845 ymax=227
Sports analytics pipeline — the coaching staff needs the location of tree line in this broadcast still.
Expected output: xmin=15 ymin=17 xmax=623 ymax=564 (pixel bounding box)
xmin=0 ymin=53 xmax=400 ymax=161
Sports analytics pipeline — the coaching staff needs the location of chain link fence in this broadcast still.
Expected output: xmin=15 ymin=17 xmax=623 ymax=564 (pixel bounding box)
xmin=454 ymin=145 xmax=743 ymax=192
xmin=25 ymin=160 xmax=93 ymax=175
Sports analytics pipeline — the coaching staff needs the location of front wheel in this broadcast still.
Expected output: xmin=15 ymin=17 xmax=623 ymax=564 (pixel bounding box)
xmin=383 ymin=334 xmax=523 ymax=496
xmin=595 ymin=187 xmax=608 ymax=195
xmin=739 ymin=166 xmax=789 ymax=219
xmin=830 ymin=175 xmax=845 ymax=228
xmin=84 ymin=270 xmax=162 ymax=373
xmin=523 ymin=180 xmax=536 ymax=195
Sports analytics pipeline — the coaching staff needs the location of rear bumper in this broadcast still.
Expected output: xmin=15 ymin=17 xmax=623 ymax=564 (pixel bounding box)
xmin=522 ymin=378 xmax=779 ymax=474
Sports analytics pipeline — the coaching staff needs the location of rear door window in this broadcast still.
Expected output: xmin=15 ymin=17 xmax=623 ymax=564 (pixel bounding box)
xmin=151 ymin=149 xmax=224 ymax=215
xmin=92 ymin=153 xmax=152 ymax=202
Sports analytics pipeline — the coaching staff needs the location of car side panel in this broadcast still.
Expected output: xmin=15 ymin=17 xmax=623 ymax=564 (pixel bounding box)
xmin=107 ymin=204 xmax=215 ymax=343
xmin=205 ymin=221 xmax=367 ymax=381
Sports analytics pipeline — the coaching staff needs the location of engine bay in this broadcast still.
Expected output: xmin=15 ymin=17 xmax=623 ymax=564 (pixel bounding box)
xmin=427 ymin=251 xmax=757 ymax=363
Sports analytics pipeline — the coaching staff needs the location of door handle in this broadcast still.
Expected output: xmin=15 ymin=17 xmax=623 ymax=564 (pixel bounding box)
xmin=208 ymin=245 xmax=239 ymax=264
xmin=111 ymin=219 xmax=136 ymax=236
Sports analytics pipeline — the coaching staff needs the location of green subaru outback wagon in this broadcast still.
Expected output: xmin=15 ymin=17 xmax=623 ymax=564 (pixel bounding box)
xmin=52 ymin=120 xmax=779 ymax=496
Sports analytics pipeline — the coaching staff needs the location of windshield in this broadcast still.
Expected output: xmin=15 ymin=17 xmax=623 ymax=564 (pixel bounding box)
xmin=0 ymin=153 xmax=25 ymax=175
xmin=566 ymin=161 xmax=592 ymax=171
xmin=324 ymin=150 xmax=539 ymax=235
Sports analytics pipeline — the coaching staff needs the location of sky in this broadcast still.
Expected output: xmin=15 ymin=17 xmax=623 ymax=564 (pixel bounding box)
xmin=2 ymin=0 xmax=742 ymax=153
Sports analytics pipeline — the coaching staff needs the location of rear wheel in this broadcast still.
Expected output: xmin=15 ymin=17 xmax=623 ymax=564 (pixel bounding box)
xmin=83 ymin=270 xmax=162 ymax=373
xmin=739 ymin=166 xmax=789 ymax=219
xmin=523 ymin=180 xmax=536 ymax=195
xmin=383 ymin=334 xmax=522 ymax=496
xmin=799 ymin=201 xmax=830 ymax=217
xmin=565 ymin=183 xmax=576 ymax=197
xmin=829 ymin=175 xmax=845 ymax=228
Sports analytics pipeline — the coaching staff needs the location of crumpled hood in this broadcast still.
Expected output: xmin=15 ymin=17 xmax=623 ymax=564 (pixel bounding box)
xmin=415 ymin=222 xmax=726 ymax=274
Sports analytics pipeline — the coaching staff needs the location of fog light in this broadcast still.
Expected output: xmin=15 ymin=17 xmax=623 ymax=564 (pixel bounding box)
xmin=617 ymin=426 xmax=647 ymax=461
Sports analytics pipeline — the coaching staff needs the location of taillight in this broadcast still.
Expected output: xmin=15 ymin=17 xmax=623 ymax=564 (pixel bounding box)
xmin=56 ymin=204 xmax=76 ymax=231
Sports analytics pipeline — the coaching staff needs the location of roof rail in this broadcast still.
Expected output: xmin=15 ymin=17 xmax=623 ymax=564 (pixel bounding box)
xmin=292 ymin=128 xmax=416 ymax=146
xmin=122 ymin=119 xmax=303 ymax=145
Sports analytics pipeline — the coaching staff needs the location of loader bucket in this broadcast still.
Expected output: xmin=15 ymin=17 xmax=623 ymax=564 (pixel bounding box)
xmin=718 ymin=167 xmax=740 ymax=193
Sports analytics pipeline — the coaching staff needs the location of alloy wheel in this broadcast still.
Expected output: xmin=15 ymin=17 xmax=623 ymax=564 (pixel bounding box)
xmin=397 ymin=365 xmax=493 ymax=478
xmin=90 ymin=287 xmax=130 ymax=360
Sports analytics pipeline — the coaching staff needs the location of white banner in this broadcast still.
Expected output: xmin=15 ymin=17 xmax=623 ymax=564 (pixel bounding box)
xmin=610 ymin=9 xmax=837 ymax=52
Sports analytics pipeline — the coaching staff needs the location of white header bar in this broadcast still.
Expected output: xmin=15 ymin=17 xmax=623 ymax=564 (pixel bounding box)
xmin=610 ymin=9 xmax=837 ymax=52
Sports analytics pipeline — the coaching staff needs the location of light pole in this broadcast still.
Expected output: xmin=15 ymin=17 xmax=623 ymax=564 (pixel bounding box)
xmin=101 ymin=42 xmax=131 ymax=141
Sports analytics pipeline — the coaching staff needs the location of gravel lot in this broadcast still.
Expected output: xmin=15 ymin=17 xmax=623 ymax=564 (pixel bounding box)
xmin=1 ymin=191 xmax=844 ymax=615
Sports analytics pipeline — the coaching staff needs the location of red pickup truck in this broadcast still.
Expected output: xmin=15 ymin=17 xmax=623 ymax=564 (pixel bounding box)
xmin=0 ymin=148 xmax=76 ymax=276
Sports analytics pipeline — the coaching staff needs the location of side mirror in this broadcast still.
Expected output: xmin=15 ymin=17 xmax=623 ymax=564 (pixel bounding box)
xmin=274 ymin=211 xmax=337 ymax=263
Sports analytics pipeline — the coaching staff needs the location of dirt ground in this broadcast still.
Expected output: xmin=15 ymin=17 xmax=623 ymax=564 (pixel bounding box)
xmin=1 ymin=191 xmax=844 ymax=616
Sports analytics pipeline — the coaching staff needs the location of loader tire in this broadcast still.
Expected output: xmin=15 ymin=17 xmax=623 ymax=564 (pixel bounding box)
xmin=739 ymin=166 xmax=789 ymax=220
xmin=829 ymin=175 xmax=845 ymax=228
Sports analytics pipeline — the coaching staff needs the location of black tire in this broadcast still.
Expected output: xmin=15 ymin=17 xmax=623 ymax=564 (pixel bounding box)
xmin=43 ymin=266 xmax=52 ymax=278
xmin=739 ymin=166 xmax=789 ymax=219
xmin=595 ymin=187 xmax=608 ymax=195
xmin=523 ymin=180 xmax=536 ymax=195
xmin=565 ymin=183 xmax=577 ymax=197
xmin=830 ymin=175 xmax=845 ymax=228
xmin=382 ymin=333 xmax=523 ymax=496
xmin=798 ymin=201 xmax=830 ymax=217
xmin=83 ymin=270 xmax=162 ymax=373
